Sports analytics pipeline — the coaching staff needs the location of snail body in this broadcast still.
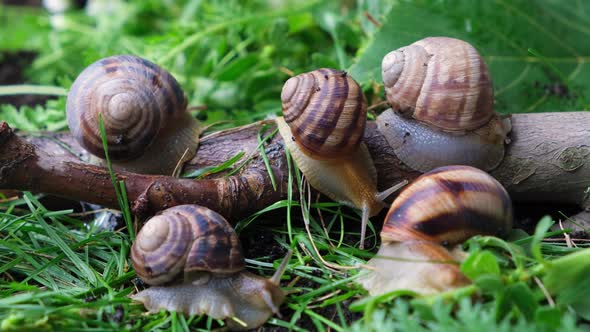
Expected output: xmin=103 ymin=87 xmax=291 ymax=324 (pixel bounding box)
xmin=130 ymin=205 xmax=288 ymax=330
xmin=276 ymin=68 xmax=406 ymax=248
xmin=66 ymin=55 xmax=201 ymax=174
xmin=378 ymin=37 xmax=511 ymax=172
xmin=358 ymin=165 xmax=512 ymax=295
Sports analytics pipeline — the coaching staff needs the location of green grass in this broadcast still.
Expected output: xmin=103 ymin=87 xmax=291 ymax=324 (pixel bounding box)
xmin=2 ymin=0 xmax=590 ymax=331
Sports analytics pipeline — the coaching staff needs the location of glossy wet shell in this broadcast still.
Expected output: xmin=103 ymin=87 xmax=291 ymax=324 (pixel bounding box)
xmin=281 ymin=68 xmax=367 ymax=159
xmin=382 ymin=37 xmax=494 ymax=132
xmin=131 ymin=205 xmax=244 ymax=285
xmin=66 ymin=55 xmax=187 ymax=160
xmin=381 ymin=165 xmax=512 ymax=245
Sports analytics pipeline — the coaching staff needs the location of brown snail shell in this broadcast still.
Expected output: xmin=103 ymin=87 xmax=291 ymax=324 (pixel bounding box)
xmin=281 ymin=68 xmax=367 ymax=159
xmin=131 ymin=205 xmax=244 ymax=285
xmin=358 ymin=165 xmax=513 ymax=295
xmin=378 ymin=37 xmax=511 ymax=172
xmin=66 ymin=55 xmax=201 ymax=174
xmin=130 ymin=204 xmax=289 ymax=330
xmin=381 ymin=165 xmax=512 ymax=245
xmin=277 ymin=68 xmax=407 ymax=249
xmin=382 ymin=37 xmax=493 ymax=132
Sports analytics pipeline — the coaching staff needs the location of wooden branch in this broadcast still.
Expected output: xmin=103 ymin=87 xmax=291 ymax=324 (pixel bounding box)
xmin=1 ymin=111 xmax=589 ymax=220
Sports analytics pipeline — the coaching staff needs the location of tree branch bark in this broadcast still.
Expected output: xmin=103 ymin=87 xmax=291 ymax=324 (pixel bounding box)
xmin=1 ymin=111 xmax=589 ymax=220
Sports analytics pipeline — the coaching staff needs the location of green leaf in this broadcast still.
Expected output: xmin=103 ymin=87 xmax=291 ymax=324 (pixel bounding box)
xmin=0 ymin=103 xmax=68 ymax=132
xmin=216 ymin=54 xmax=260 ymax=81
xmin=497 ymin=282 xmax=538 ymax=320
xmin=474 ymin=274 xmax=504 ymax=294
xmin=182 ymin=151 xmax=245 ymax=179
xmin=349 ymin=0 xmax=590 ymax=113
xmin=461 ymin=250 xmax=501 ymax=280
xmin=0 ymin=6 xmax=50 ymax=50
xmin=534 ymin=307 xmax=563 ymax=330
xmin=543 ymin=248 xmax=590 ymax=320
xmin=530 ymin=216 xmax=554 ymax=262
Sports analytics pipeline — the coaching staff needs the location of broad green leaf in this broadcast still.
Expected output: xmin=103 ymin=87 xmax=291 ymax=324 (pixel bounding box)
xmin=543 ymin=248 xmax=590 ymax=320
xmin=474 ymin=274 xmax=504 ymax=294
xmin=496 ymin=282 xmax=538 ymax=320
xmin=461 ymin=250 xmax=501 ymax=280
xmin=349 ymin=0 xmax=590 ymax=114
xmin=534 ymin=307 xmax=563 ymax=330
xmin=216 ymin=54 xmax=260 ymax=81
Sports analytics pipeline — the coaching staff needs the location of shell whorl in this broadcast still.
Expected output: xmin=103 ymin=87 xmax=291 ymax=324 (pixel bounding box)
xmin=281 ymin=68 xmax=367 ymax=159
xmin=381 ymin=165 xmax=512 ymax=245
xmin=131 ymin=205 xmax=244 ymax=286
xmin=382 ymin=37 xmax=494 ymax=132
xmin=66 ymin=55 xmax=188 ymax=160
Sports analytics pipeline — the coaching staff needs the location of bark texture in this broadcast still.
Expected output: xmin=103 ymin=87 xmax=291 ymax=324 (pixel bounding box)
xmin=0 ymin=111 xmax=589 ymax=220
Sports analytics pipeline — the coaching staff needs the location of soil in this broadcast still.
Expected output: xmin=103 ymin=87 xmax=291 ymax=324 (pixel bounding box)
xmin=3 ymin=0 xmax=41 ymax=6
xmin=0 ymin=51 xmax=53 ymax=107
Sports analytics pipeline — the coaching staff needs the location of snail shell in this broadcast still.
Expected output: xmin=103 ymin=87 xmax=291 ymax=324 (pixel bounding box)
xmin=277 ymin=68 xmax=408 ymax=249
xmin=66 ymin=55 xmax=202 ymax=175
xmin=67 ymin=55 xmax=189 ymax=160
xmin=382 ymin=37 xmax=493 ymax=132
xmin=130 ymin=204 xmax=287 ymax=330
xmin=378 ymin=37 xmax=511 ymax=172
xmin=131 ymin=205 xmax=244 ymax=285
xmin=381 ymin=165 xmax=513 ymax=245
xmin=278 ymin=68 xmax=409 ymax=248
xmin=358 ymin=165 xmax=513 ymax=295
xmin=281 ymin=68 xmax=367 ymax=159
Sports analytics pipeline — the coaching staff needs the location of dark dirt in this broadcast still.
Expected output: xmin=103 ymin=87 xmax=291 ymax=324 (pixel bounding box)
xmin=0 ymin=51 xmax=53 ymax=107
xmin=241 ymin=213 xmax=364 ymax=331
xmin=3 ymin=0 xmax=41 ymax=6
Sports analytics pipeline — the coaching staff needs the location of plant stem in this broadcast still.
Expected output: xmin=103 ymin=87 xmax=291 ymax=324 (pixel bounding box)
xmin=0 ymin=85 xmax=67 ymax=97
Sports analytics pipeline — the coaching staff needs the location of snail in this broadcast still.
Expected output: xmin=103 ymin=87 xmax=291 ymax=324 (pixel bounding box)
xmin=130 ymin=204 xmax=290 ymax=330
xmin=66 ymin=55 xmax=202 ymax=175
xmin=275 ymin=68 xmax=407 ymax=249
xmin=358 ymin=165 xmax=512 ymax=295
xmin=377 ymin=37 xmax=511 ymax=172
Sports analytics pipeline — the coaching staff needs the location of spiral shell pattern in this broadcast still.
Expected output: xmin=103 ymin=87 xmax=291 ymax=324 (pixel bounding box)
xmin=131 ymin=205 xmax=244 ymax=285
xmin=382 ymin=37 xmax=494 ymax=132
xmin=381 ymin=165 xmax=512 ymax=245
xmin=66 ymin=55 xmax=187 ymax=160
xmin=281 ymin=68 xmax=367 ymax=158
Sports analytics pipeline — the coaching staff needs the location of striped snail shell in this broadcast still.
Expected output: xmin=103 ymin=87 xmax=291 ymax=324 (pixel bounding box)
xmin=378 ymin=37 xmax=511 ymax=172
xmin=381 ymin=165 xmax=513 ymax=245
xmin=130 ymin=204 xmax=288 ymax=330
xmin=131 ymin=205 xmax=244 ymax=285
xmin=66 ymin=55 xmax=201 ymax=174
xmin=277 ymin=68 xmax=407 ymax=249
xmin=281 ymin=68 xmax=367 ymax=159
xmin=382 ymin=37 xmax=493 ymax=132
xmin=358 ymin=165 xmax=513 ymax=296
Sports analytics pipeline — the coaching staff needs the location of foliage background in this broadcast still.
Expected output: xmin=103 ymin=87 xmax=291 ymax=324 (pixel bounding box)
xmin=0 ymin=0 xmax=589 ymax=331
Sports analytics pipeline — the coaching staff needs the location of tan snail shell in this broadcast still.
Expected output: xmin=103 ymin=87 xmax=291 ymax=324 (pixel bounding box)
xmin=66 ymin=55 xmax=201 ymax=174
xmin=358 ymin=165 xmax=512 ymax=295
xmin=281 ymin=68 xmax=367 ymax=159
xmin=130 ymin=205 xmax=288 ymax=330
xmin=276 ymin=68 xmax=407 ymax=249
xmin=378 ymin=37 xmax=511 ymax=172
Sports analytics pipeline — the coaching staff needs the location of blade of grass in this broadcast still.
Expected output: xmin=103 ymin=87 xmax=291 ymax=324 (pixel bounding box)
xmin=257 ymin=126 xmax=278 ymax=190
xmin=182 ymin=151 xmax=245 ymax=178
xmin=98 ymin=113 xmax=134 ymax=241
